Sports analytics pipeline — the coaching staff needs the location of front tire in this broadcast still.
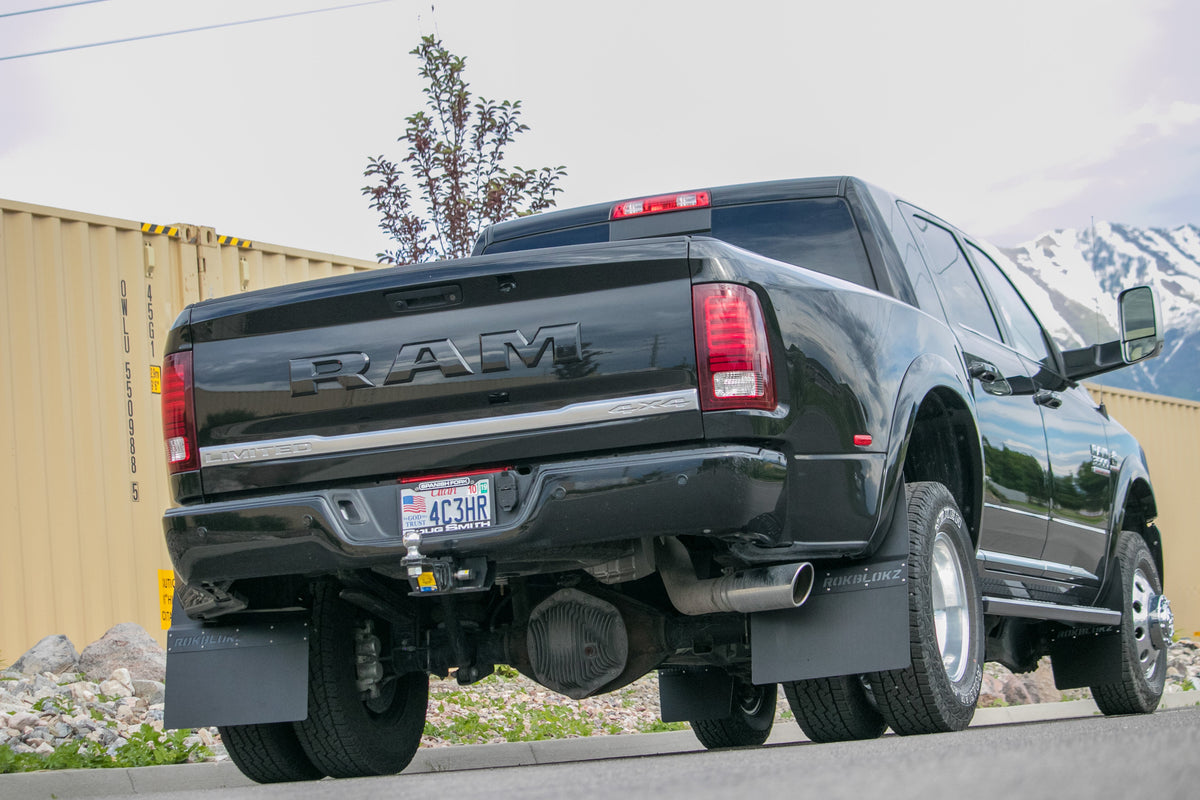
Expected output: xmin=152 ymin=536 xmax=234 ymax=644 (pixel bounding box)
xmin=691 ymin=680 xmax=776 ymax=749
xmin=1091 ymin=531 xmax=1169 ymax=715
xmin=293 ymin=581 xmax=429 ymax=778
xmin=869 ymin=482 xmax=983 ymax=735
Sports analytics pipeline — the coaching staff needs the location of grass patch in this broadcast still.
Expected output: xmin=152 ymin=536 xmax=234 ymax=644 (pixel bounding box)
xmin=423 ymin=696 xmax=620 ymax=744
xmin=0 ymin=725 xmax=210 ymax=774
xmin=637 ymin=720 xmax=689 ymax=733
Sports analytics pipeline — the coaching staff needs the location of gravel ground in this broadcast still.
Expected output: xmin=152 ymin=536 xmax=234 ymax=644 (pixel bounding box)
xmin=421 ymin=670 xmax=682 ymax=746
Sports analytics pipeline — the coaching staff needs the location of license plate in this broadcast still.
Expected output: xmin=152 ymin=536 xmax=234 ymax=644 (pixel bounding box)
xmin=401 ymin=475 xmax=493 ymax=535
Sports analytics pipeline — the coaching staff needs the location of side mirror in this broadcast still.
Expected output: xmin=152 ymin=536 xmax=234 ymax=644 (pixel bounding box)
xmin=1118 ymin=286 xmax=1163 ymax=364
xmin=1060 ymin=285 xmax=1164 ymax=382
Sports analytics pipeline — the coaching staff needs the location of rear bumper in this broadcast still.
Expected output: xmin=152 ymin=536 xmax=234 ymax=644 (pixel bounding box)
xmin=164 ymin=445 xmax=789 ymax=585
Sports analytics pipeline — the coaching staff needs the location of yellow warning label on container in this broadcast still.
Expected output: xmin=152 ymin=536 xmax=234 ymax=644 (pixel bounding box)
xmin=140 ymin=223 xmax=180 ymax=238
xmin=217 ymin=234 xmax=253 ymax=249
xmin=159 ymin=569 xmax=175 ymax=630
xmin=149 ymin=365 xmax=162 ymax=395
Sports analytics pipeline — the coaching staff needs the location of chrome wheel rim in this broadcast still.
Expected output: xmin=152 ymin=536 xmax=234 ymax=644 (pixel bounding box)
xmin=1130 ymin=568 xmax=1161 ymax=680
xmin=931 ymin=531 xmax=970 ymax=683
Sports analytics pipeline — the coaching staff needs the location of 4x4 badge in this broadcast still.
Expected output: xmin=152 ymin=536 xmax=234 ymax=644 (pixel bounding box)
xmin=608 ymin=397 xmax=692 ymax=415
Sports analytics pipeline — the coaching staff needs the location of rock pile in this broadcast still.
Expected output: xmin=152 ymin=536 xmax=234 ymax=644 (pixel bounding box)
xmin=1 ymin=624 xmax=216 ymax=761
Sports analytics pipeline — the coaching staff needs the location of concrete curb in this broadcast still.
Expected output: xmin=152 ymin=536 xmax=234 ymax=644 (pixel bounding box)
xmin=4 ymin=691 xmax=1198 ymax=798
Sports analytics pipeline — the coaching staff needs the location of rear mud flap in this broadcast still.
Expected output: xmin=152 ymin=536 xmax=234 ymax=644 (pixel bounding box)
xmin=658 ymin=667 xmax=734 ymax=723
xmin=750 ymin=500 xmax=912 ymax=684
xmin=1048 ymin=626 xmax=1123 ymax=689
xmin=164 ymin=592 xmax=309 ymax=729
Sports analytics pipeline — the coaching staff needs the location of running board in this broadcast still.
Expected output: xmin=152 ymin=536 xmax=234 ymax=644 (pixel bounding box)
xmin=982 ymin=596 xmax=1121 ymax=625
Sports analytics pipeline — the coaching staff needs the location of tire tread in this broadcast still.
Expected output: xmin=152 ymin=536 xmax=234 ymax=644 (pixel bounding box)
xmin=869 ymin=481 xmax=981 ymax=736
xmin=220 ymin=722 xmax=324 ymax=784
xmin=293 ymin=581 xmax=428 ymax=778
xmin=1090 ymin=531 xmax=1166 ymax=716
xmin=782 ymin=675 xmax=886 ymax=743
xmin=691 ymin=683 xmax=776 ymax=749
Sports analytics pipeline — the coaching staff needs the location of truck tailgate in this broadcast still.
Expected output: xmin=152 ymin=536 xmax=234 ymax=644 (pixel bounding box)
xmin=187 ymin=239 xmax=701 ymax=496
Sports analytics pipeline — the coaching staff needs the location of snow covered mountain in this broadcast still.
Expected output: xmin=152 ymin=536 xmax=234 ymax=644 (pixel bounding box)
xmin=998 ymin=222 xmax=1200 ymax=402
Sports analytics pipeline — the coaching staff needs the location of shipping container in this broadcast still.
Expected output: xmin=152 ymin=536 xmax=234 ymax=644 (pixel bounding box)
xmin=0 ymin=198 xmax=381 ymax=661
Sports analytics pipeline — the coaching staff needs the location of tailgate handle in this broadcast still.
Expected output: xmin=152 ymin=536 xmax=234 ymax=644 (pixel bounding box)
xmin=387 ymin=284 xmax=463 ymax=313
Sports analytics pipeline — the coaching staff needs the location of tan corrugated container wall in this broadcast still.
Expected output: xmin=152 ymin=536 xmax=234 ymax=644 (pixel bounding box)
xmin=0 ymin=198 xmax=381 ymax=661
xmin=1087 ymin=383 xmax=1200 ymax=637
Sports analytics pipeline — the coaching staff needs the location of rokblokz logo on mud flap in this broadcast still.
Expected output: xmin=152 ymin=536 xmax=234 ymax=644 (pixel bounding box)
xmin=818 ymin=560 xmax=907 ymax=594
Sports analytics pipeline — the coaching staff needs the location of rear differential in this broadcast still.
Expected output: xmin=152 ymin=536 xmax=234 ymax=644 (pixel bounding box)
xmin=526 ymin=588 xmax=629 ymax=700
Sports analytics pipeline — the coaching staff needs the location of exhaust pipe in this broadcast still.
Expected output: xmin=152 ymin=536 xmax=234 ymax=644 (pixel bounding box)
xmin=657 ymin=537 xmax=814 ymax=616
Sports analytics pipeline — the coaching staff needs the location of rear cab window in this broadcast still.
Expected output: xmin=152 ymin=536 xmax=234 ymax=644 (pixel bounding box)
xmin=481 ymin=223 xmax=608 ymax=254
xmin=482 ymin=197 xmax=876 ymax=290
xmin=709 ymin=199 xmax=875 ymax=288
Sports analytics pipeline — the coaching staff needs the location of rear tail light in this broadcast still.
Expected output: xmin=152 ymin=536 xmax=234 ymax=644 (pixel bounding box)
xmin=693 ymin=283 xmax=776 ymax=411
xmin=162 ymin=351 xmax=199 ymax=474
xmin=611 ymin=190 xmax=711 ymax=220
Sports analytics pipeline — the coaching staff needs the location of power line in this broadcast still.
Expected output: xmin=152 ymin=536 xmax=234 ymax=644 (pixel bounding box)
xmin=0 ymin=0 xmax=108 ymax=19
xmin=0 ymin=0 xmax=390 ymax=62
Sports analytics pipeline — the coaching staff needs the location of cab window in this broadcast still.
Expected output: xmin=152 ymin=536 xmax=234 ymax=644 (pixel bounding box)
xmin=904 ymin=213 xmax=1002 ymax=341
xmin=964 ymin=241 xmax=1052 ymax=363
xmin=710 ymin=199 xmax=876 ymax=289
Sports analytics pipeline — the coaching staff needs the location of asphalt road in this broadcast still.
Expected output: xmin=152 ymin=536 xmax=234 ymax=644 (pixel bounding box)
xmin=11 ymin=702 xmax=1198 ymax=800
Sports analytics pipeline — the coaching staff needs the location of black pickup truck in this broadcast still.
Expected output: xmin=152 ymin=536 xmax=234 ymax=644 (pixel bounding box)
xmin=161 ymin=176 xmax=1173 ymax=783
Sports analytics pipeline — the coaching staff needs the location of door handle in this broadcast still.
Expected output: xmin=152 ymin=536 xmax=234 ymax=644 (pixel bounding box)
xmin=968 ymin=361 xmax=1000 ymax=383
xmin=1034 ymin=390 xmax=1062 ymax=409
xmin=968 ymin=361 xmax=1012 ymax=395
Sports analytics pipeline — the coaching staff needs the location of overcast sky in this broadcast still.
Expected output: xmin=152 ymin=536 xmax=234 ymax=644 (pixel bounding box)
xmin=2 ymin=0 xmax=1199 ymax=260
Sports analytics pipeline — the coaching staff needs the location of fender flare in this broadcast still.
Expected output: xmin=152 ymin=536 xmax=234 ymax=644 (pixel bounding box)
xmin=870 ymin=351 xmax=982 ymax=553
xmin=1104 ymin=450 xmax=1163 ymax=590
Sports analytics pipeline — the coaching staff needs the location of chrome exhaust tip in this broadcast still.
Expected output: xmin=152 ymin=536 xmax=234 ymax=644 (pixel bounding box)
xmin=658 ymin=537 xmax=814 ymax=616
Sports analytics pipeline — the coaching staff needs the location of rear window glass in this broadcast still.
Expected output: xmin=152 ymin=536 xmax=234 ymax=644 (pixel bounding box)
xmin=483 ymin=224 xmax=608 ymax=254
xmin=483 ymin=197 xmax=873 ymax=289
xmin=711 ymin=199 xmax=874 ymax=288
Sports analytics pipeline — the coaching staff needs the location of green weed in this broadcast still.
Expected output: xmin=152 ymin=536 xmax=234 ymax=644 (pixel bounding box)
xmin=112 ymin=725 xmax=209 ymax=768
xmin=423 ymin=696 xmax=619 ymax=744
xmin=0 ymin=725 xmax=210 ymax=774
xmin=32 ymin=695 xmax=76 ymax=715
xmin=637 ymin=719 xmax=689 ymax=733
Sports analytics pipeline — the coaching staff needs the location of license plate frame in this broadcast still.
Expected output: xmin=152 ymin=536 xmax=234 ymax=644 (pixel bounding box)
xmin=400 ymin=475 xmax=494 ymax=536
